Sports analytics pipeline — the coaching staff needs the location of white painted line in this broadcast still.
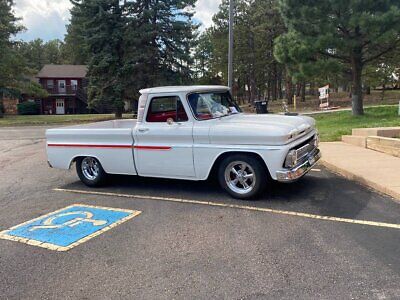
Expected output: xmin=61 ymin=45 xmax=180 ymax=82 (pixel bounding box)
xmin=54 ymin=188 xmax=400 ymax=230
xmin=311 ymin=168 xmax=321 ymax=172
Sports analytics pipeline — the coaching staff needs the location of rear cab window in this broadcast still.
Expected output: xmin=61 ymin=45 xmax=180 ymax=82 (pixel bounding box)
xmin=146 ymin=96 xmax=189 ymax=123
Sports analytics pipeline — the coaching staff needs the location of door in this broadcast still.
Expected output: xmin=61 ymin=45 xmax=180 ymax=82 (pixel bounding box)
xmin=58 ymin=80 xmax=66 ymax=94
xmin=56 ymin=99 xmax=65 ymax=114
xmin=135 ymin=95 xmax=195 ymax=178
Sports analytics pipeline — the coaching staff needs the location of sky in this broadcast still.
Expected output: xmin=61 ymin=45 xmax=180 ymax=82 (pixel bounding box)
xmin=13 ymin=0 xmax=222 ymax=42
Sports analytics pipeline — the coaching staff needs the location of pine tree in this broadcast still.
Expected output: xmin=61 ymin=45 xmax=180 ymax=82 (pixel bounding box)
xmin=193 ymin=29 xmax=214 ymax=83
xmin=205 ymin=0 xmax=285 ymax=102
xmin=275 ymin=0 xmax=400 ymax=115
xmin=17 ymin=39 xmax=65 ymax=71
xmin=67 ymin=0 xmax=197 ymax=116
xmin=0 ymin=0 xmax=25 ymax=117
xmin=63 ymin=4 xmax=90 ymax=65
xmin=124 ymin=0 xmax=197 ymax=89
xmin=71 ymin=0 xmax=126 ymax=118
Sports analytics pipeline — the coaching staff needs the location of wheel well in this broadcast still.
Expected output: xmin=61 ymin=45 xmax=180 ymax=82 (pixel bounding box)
xmin=208 ymin=151 xmax=271 ymax=180
xmin=69 ymin=156 xmax=93 ymax=169
xmin=69 ymin=156 xmax=82 ymax=168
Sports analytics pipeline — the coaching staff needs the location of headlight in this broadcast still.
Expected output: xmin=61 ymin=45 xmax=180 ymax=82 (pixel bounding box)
xmin=284 ymin=149 xmax=298 ymax=168
xmin=314 ymin=134 xmax=320 ymax=148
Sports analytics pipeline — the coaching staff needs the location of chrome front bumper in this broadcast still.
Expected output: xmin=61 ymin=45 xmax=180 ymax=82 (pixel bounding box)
xmin=276 ymin=149 xmax=321 ymax=182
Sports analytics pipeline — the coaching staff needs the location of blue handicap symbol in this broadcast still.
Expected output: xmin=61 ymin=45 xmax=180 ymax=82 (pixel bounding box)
xmin=3 ymin=205 xmax=136 ymax=249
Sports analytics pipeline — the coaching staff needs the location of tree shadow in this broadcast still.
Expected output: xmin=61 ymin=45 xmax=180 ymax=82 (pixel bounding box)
xmin=58 ymin=167 xmax=391 ymax=221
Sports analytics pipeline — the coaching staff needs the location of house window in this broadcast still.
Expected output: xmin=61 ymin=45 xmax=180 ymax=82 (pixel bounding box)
xmin=71 ymin=80 xmax=78 ymax=91
xmin=47 ymin=80 xmax=54 ymax=89
xmin=59 ymin=81 xmax=65 ymax=89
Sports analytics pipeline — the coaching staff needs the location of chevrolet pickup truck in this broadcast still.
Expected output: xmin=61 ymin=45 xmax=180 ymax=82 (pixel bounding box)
xmin=46 ymin=86 xmax=320 ymax=200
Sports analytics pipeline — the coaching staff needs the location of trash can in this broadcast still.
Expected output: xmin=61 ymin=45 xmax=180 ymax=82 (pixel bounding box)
xmin=255 ymin=100 xmax=268 ymax=114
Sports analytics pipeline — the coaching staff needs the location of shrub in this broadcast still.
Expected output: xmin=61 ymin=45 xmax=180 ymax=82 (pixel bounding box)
xmin=0 ymin=102 xmax=3 ymax=118
xmin=17 ymin=101 xmax=40 ymax=115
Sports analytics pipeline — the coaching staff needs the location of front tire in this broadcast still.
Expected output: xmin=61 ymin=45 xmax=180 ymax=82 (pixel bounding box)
xmin=76 ymin=157 xmax=107 ymax=187
xmin=218 ymin=154 xmax=267 ymax=200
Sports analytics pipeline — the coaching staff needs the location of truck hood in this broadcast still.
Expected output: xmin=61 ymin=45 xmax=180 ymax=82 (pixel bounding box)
xmin=209 ymin=113 xmax=316 ymax=145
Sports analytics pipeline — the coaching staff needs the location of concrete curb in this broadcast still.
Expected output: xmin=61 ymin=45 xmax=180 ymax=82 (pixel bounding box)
xmin=320 ymin=159 xmax=400 ymax=203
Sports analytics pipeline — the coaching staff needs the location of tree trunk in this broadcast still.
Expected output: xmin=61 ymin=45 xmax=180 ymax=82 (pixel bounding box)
xmin=286 ymin=76 xmax=293 ymax=105
xmin=272 ymin=63 xmax=278 ymax=100
xmin=277 ymin=70 xmax=283 ymax=99
xmin=267 ymin=78 xmax=271 ymax=101
xmin=301 ymin=82 xmax=306 ymax=102
xmin=115 ymin=106 xmax=123 ymax=119
xmin=351 ymin=53 xmax=364 ymax=115
xmin=0 ymin=99 xmax=3 ymax=118
xmin=296 ymin=83 xmax=301 ymax=97
xmin=250 ymin=76 xmax=257 ymax=103
xmin=309 ymin=82 xmax=316 ymax=96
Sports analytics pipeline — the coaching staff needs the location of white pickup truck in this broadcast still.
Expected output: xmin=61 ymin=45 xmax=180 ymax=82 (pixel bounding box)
xmin=46 ymin=86 xmax=320 ymax=199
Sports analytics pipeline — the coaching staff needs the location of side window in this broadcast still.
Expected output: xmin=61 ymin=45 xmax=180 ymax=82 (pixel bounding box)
xmin=146 ymin=96 xmax=188 ymax=123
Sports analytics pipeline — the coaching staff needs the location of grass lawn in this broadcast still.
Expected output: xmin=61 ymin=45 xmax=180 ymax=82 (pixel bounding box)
xmin=0 ymin=114 xmax=134 ymax=127
xmin=313 ymin=105 xmax=400 ymax=142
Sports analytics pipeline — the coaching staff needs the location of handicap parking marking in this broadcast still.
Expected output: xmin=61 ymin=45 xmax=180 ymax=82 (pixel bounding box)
xmin=0 ymin=204 xmax=141 ymax=252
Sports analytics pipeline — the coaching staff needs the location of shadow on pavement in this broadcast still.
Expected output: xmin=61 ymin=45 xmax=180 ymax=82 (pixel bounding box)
xmin=58 ymin=166 xmax=400 ymax=224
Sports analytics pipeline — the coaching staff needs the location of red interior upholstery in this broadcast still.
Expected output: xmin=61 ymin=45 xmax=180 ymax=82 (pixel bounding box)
xmin=146 ymin=108 xmax=188 ymax=123
xmin=147 ymin=110 xmax=175 ymax=122
xmin=197 ymin=113 xmax=213 ymax=120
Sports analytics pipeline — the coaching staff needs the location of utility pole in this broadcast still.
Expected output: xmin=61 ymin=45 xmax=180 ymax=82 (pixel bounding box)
xmin=228 ymin=0 xmax=234 ymax=89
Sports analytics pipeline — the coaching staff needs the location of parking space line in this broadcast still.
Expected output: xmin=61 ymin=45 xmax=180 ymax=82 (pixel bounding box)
xmin=54 ymin=188 xmax=400 ymax=230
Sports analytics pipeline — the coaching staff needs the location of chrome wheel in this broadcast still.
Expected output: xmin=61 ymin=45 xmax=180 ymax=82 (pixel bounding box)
xmin=81 ymin=157 xmax=100 ymax=181
xmin=224 ymin=161 xmax=256 ymax=195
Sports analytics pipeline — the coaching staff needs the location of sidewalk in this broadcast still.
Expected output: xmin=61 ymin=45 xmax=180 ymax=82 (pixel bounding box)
xmin=319 ymin=142 xmax=400 ymax=202
xmin=302 ymin=104 xmax=398 ymax=115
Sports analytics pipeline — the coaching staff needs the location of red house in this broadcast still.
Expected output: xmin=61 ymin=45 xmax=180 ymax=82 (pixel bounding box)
xmin=37 ymin=65 xmax=89 ymax=115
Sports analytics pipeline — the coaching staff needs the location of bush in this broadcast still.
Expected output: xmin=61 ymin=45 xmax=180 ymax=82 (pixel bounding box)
xmin=17 ymin=101 xmax=40 ymax=115
xmin=0 ymin=102 xmax=3 ymax=118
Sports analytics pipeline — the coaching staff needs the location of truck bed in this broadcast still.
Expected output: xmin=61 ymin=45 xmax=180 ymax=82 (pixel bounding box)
xmin=46 ymin=119 xmax=138 ymax=175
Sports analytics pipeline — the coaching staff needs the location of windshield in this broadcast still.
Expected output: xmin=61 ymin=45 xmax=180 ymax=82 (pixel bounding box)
xmin=188 ymin=91 xmax=241 ymax=120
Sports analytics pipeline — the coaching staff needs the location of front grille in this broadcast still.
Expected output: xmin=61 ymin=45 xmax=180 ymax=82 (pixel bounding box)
xmin=295 ymin=140 xmax=316 ymax=160
xmin=284 ymin=134 xmax=317 ymax=168
xmin=294 ymin=135 xmax=315 ymax=150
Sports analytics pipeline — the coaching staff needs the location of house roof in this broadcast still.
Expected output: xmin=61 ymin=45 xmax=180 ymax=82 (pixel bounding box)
xmin=37 ymin=65 xmax=87 ymax=78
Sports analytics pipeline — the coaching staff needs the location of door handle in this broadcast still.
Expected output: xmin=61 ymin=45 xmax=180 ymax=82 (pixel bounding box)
xmin=138 ymin=128 xmax=149 ymax=133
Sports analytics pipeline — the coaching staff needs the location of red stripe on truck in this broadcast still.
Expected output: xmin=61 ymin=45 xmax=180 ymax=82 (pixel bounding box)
xmin=133 ymin=145 xmax=171 ymax=150
xmin=47 ymin=144 xmax=133 ymax=149
xmin=47 ymin=144 xmax=171 ymax=150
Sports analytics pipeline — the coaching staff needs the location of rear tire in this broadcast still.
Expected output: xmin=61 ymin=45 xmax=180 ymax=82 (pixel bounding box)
xmin=76 ymin=157 xmax=108 ymax=187
xmin=218 ymin=154 xmax=267 ymax=200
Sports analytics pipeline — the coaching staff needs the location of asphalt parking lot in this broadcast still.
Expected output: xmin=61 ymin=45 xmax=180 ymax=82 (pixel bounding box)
xmin=1 ymin=127 xmax=400 ymax=299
